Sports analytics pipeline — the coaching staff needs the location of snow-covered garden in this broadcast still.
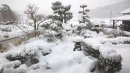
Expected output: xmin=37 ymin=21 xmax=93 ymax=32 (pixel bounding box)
xmin=1 ymin=22 xmax=130 ymax=73
xmin=0 ymin=1 xmax=130 ymax=73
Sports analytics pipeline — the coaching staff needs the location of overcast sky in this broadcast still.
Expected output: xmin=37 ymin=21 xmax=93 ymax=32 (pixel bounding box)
xmin=0 ymin=0 xmax=128 ymax=20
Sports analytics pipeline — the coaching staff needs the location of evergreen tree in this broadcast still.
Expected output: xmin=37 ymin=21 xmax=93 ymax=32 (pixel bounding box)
xmin=50 ymin=1 xmax=73 ymax=23
xmin=79 ymin=4 xmax=90 ymax=23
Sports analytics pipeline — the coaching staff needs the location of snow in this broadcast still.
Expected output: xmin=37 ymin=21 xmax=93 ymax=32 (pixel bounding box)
xmin=90 ymin=18 xmax=111 ymax=26
xmin=100 ymin=37 xmax=130 ymax=44
xmin=62 ymin=23 xmax=72 ymax=30
xmin=84 ymin=38 xmax=101 ymax=50
xmin=0 ymin=20 xmax=129 ymax=73
xmin=0 ymin=35 xmax=99 ymax=73
xmin=112 ymin=15 xmax=130 ymax=20
xmin=121 ymin=8 xmax=130 ymax=14
xmin=108 ymin=44 xmax=130 ymax=73
xmin=83 ymin=37 xmax=122 ymax=62
xmin=0 ymin=24 xmax=33 ymax=41
xmin=71 ymin=36 xmax=84 ymax=42
xmin=100 ymin=45 xmax=121 ymax=62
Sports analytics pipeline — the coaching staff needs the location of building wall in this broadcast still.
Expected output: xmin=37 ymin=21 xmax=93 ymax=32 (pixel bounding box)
xmin=122 ymin=20 xmax=130 ymax=31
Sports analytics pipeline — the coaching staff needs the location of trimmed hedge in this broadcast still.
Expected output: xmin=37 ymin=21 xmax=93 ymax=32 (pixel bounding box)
xmin=98 ymin=56 xmax=122 ymax=73
xmin=82 ymin=43 xmax=100 ymax=58
xmin=82 ymin=42 xmax=122 ymax=73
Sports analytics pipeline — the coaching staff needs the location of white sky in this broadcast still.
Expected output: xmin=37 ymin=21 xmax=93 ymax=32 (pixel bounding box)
xmin=0 ymin=0 xmax=128 ymax=20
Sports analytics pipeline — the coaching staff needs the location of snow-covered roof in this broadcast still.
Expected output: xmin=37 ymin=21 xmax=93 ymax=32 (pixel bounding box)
xmin=112 ymin=15 xmax=130 ymax=20
xmin=121 ymin=8 xmax=130 ymax=14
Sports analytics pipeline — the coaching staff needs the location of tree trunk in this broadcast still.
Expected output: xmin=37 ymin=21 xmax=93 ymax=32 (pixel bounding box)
xmin=34 ymin=19 xmax=37 ymax=37
xmin=64 ymin=14 xmax=66 ymax=23
xmin=82 ymin=7 xmax=85 ymax=23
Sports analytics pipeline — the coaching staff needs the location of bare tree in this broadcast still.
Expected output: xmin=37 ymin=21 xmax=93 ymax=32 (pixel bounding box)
xmin=24 ymin=4 xmax=46 ymax=36
xmin=24 ymin=4 xmax=38 ymax=33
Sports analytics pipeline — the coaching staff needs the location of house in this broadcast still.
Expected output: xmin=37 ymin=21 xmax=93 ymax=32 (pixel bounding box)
xmin=112 ymin=8 xmax=130 ymax=31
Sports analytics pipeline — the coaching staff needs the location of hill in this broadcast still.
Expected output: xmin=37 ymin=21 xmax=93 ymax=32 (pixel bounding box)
xmin=88 ymin=0 xmax=130 ymax=19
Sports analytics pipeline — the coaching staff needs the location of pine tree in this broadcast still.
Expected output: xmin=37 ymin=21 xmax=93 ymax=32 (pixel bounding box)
xmin=79 ymin=4 xmax=90 ymax=23
xmin=50 ymin=1 xmax=73 ymax=23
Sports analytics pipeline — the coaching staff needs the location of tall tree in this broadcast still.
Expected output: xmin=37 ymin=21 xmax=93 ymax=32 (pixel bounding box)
xmin=50 ymin=1 xmax=73 ymax=23
xmin=79 ymin=4 xmax=90 ymax=23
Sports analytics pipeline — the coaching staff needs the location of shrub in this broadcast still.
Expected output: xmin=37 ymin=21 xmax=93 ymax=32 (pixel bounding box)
xmin=0 ymin=60 xmax=23 ymax=73
xmin=103 ymin=29 xmax=127 ymax=38
xmin=82 ymin=42 xmax=122 ymax=73
xmin=82 ymin=43 xmax=100 ymax=58
xmin=6 ymin=49 xmax=39 ymax=67
xmin=98 ymin=56 xmax=122 ymax=73
xmin=42 ymin=19 xmax=62 ymax=32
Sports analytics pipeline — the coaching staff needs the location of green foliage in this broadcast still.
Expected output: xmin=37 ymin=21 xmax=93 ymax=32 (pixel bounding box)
xmin=79 ymin=4 xmax=90 ymax=23
xmin=82 ymin=43 xmax=100 ymax=58
xmin=103 ymin=29 xmax=127 ymax=38
xmin=50 ymin=1 xmax=73 ymax=23
xmin=82 ymin=42 xmax=122 ymax=73
xmin=98 ymin=56 xmax=122 ymax=73
xmin=86 ymin=22 xmax=93 ymax=28
xmin=6 ymin=49 xmax=39 ymax=67
xmin=42 ymin=20 xmax=62 ymax=31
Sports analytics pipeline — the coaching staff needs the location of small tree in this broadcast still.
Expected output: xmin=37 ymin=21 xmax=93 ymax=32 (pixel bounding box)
xmin=79 ymin=4 xmax=90 ymax=23
xmin=24 ymin=4 xmax=38 ymax=32
xmin=50 ymin=1 xmax=73 ymax=23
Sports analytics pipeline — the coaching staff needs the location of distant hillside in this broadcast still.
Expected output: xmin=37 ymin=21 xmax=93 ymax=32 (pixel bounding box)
xmin=88 ymin=0 xmax=130 ymax=19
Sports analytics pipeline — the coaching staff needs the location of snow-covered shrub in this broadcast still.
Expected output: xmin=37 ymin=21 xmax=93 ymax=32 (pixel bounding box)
xmin=108 ymin=30 xmax=121 ymax=38
xmin=83 ymin=34 xmax=92 ymax=38
xmin=38 ymin=46 xmax=52 ymax=56
xmin=91 ymin=27 xmax=103 ymax=34
xmin=86 ymin=22 xmax=93 ymax=30
xmin=83 ymin=38 xmax=122 ymax=73
xmin=5 ymin=40 xmax=52 ymax=67
xmin=55 ymin=32 xmax=63 ymax=39
xmin=50 ymin=21 xmax=62 ymax=31
xmin=6 ymin=49 xmax=39 ymax=67
xmin=43 ymin=30 xmax=57 ymax=42
xmin=103 ymin=28 xmax=126 ymax=38
xmin=98 ymin=56 xmax=122 ymax=73
xmin=0 ymin=60 xmax=24 ymax=73
xmin=100 ymin=37 xmax=130 ymax=44
xmin=42 ymin=19 xmax=62 ymax=32
xmin=82 ymin=43 xmax=100 ymax=58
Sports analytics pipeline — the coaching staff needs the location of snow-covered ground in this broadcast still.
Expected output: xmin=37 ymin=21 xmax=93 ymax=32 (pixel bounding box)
xmin=0 ymin=36 xmax=99 ymax=73
xmin=0 ymin=22 xmax=130 ymax=73
xmin=0 ymin=24 xmax=33 ymax=41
